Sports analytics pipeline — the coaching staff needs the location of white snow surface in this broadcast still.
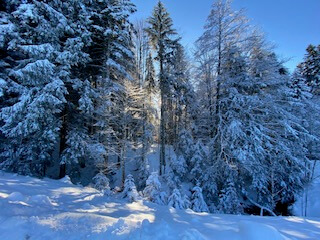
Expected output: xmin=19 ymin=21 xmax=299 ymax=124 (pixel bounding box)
xmin=1 ymin=171 xmax=320 ymax=240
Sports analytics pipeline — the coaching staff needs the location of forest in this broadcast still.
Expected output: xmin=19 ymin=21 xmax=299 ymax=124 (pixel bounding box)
xmin=1 ymin=0 xmax=320 ymax=218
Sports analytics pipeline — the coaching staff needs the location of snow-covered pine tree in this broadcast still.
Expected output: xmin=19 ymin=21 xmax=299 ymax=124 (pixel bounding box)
xmin=0 ymin=1 xmax=69 ymax=176
xmin=166 ymin=152 xmax=188 ymax=189
xmin=193 ymin=51 xmax=215 ymax=141
xmin=83 ymin=0 xmax=137 ymax=183
xmin=143 ymin=172 xmax=167 ymax=205
xmin=0 ymin=0 xmax=100 ymax=179
xmin=301 ymin=44 xmax=320 ymax=94
xmin=176 ymin=129 xmax=194 ymax=165
xmin=92 ymin=172 xmax=111 ymax=195
xmin=0 ymin=2 xmax=21 ymax=166
xmin=218 ymin=178 xmax=242 ymax=214
xmin=0 ymin=2 xmax=19 ymax=99
xmin=49 ymin=0 xmax=96 ymax=179
xmin=143 ymin=51 xmax=157 ymax=133
xmin=291 ymin=65 xmax=312 ymax=100
xmin=122 ymin=174 xmax=139 ymax=202
xmin=166 ymin=43 xmax=194 ymax=146
xmin=171 ymin=154 xmax=187 ymax=179
xmin=183 ymin=194 xmax=191 ymax=209
xmin=191 ymin=185 xmax=209 ymax=213
xmin=146 ymin=1 xmax=179 ymax=175
xmin=83 ymin=0 xmax=116 ymax=170
xmin=295 ymin=46 xmax=320 ymax=180
xmin=168 ymin=188 xmax=185 ymax=210
xmin=190 ymin=141 xmax=207 ymax=183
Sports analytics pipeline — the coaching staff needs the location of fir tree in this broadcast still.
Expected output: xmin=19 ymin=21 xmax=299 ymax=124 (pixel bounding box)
xmin=85 ymin=0 xmax=136 ymax=183
xmin=143 ymin=172 xmax=167 ymax=205
xmin=0 ymin=1 xmax=69 ymax=176
xmin=146 ymin=1 xmax=178 ymax=175
xmin=52 ymin=0 xmax=95 ymax=179
xmin=190 ymin=141 xmax=207 ymax=183
xmin=301 ymin=44 xmax=320 ymax=94
xmin=92 ymin=172 xmax=111 ymax=195
xmin=168 ymin=188 xmax=185 ymax=210
xmin=122 ymin=174 xmax=139 ymax=202
xmin=191 ymin=185 xmax=209 ymax=213
xmin=218 ymin=178 xmax=242 ymax=214
xmin=177 ymin=129 xmax=194 ymax=165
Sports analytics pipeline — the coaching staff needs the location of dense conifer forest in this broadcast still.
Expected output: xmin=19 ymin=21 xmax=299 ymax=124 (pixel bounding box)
xmin=1 ymin=0 xmax=319 ymax=217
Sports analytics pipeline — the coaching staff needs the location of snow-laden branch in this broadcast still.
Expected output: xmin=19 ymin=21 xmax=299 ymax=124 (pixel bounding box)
xmin=245 ymin=195 xmax=277 ymax=217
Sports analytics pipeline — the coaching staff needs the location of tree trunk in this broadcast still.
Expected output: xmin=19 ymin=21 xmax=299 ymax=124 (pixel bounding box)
xmin=59 ymin=163 xmax=66 ymax=179
xmin=121 ymin=144 xmax=125 ymax=187
xmin=159 ymin=51 xmax=166 ymax=175
xmin=142 ymin=101 xmax=147 ymax=170
xmin=58 ymin=107 xmax=68 ymax=179
xmin=214 ymin=22 xmax=222 ymax=162
xmin=160 ymin=95 xmax=165 ymax=175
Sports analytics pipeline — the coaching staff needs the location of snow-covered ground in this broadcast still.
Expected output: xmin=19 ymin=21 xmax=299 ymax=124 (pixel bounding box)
xmin=1 ymin=171 xmax=320 ymax=240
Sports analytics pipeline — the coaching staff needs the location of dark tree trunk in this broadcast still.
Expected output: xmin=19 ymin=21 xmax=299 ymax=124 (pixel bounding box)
xmin=58 ymin=107 xmax=68 ymax=179
xmin=159 ymin=51 xmax=166 ymax=175
xmin=59 ymin=163 xmax=66 ymax=179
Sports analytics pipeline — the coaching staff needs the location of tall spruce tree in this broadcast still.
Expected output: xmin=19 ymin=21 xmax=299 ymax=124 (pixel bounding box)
xmin=55 ymin=0 xmax=94 ymax=179
xmin=145 ymin=1 xmax=178 ymax=175
xmin=301 ymin=44 xmax=320 ymax=94
xmin=85 ymin=0 xmax=136 ymax=184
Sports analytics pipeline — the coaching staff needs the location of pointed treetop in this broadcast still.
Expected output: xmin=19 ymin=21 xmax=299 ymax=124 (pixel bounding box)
xmin=145 ymin=0 xmax=177 ymax=51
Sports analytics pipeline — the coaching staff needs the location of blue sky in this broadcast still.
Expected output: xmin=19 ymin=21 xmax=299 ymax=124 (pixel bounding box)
xmin=131 ymin=0 xmax=319 ymax=71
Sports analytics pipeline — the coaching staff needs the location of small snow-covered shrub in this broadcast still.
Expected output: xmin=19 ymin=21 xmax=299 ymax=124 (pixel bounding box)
xmin=168 ymin=188 xmax=185 ymax=210
xmin=191 ymin=186 xmax=209 ymax=212
xmin=7 ymin=192 xmax=26 ymax=202
xmin=143 ymin=172 xmax=167 ymax=205
xmin=60 ymin=175 xmax=73 ymax=184
xmin=92 ymin=172 xmax=110 ymax=195
xmin=218 ymin=178 xmax=243 ymax=214
xmin=183 ymin=193 xmax=191 ymax=209
xmin=122 ymin=174 xmax=139 ymax=202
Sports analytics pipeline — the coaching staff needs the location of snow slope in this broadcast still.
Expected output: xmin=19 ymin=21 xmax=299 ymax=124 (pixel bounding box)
xmin=1 ymin=171 xmax=320 ymax=240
